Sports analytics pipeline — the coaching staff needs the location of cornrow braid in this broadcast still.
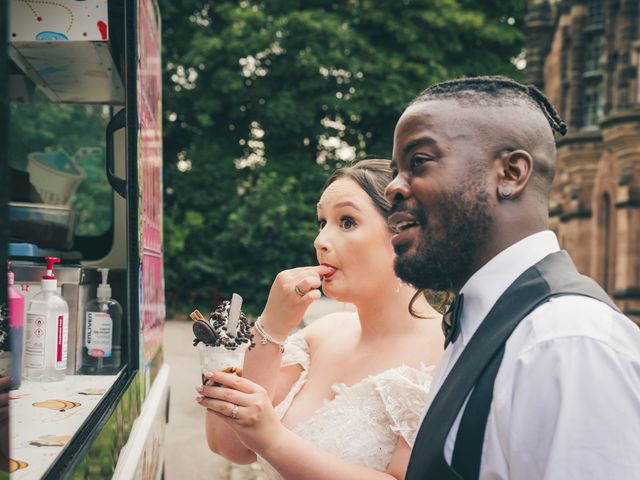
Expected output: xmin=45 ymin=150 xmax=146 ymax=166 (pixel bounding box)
xmin=411 ymin=76 xmax=568 ymax=136
xmin=526 ymin=83 xmax=568 ymax=136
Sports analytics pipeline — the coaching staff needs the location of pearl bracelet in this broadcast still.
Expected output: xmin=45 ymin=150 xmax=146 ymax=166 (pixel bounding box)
xmin=254 ymin=317 xmax=287 ymax=353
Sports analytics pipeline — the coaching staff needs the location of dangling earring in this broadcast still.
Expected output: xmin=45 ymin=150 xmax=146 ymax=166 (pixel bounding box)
xmin=499 ymin=186 xmax=513 ymax=199
xmin=396 ymin=279 xmax=402 ymax=294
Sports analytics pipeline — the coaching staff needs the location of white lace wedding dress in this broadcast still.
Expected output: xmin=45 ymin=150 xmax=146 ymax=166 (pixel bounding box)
xmin=256 ymin=331 xmax=434 ymax=479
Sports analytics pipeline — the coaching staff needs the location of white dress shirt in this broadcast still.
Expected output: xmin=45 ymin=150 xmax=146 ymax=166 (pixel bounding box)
xmin=422 ymin=231 xmax=640 ymax=479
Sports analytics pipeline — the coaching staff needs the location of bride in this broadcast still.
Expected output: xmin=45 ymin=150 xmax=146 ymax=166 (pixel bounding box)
xmin=196 ymin=159 xmax=443 ymax=479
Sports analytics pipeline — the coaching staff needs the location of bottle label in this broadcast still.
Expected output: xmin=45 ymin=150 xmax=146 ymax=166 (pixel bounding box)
xmin=56 ymin=314 xmax=67 ymax=370
xmin=85 ymin=312 xmax=113 ymax=358
xmin=25 ymin=313 xmax=46 ymax=368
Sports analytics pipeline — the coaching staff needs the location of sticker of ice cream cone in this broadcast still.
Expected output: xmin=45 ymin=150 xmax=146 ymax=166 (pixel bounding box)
xmin=32 ymin=399 xmax=81 ymax=412
xmin=9 ymin=458 xmax=29 ymax=473
xmin=29 ymin=434 xmax=71 ymax=447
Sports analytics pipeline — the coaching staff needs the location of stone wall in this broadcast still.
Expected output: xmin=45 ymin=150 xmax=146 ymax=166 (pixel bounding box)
xmin=526 ymin=0 xmax=640 ymax=324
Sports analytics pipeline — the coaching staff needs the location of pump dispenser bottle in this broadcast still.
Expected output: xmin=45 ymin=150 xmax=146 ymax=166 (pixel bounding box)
xmin=83 ymin=268 xmax=122 ymax=373
xmin=24 ymin=257 xmax=69 ymax=382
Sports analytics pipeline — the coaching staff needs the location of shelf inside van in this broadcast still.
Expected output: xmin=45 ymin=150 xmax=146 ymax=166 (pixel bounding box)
xmin=8 ymin=0 xmax=124 ymax=104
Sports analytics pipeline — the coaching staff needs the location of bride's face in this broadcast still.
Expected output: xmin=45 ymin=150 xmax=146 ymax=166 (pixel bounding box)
xmin=314 ymin=178 xmax=396 ymax=302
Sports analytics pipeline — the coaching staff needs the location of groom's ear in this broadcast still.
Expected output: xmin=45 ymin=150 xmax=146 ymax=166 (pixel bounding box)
xmin=495 ymin=149 xmax=533 ymax=201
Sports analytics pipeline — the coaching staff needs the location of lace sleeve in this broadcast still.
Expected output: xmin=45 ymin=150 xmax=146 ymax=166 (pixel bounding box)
xmin=280 ymin=329 xmax=310 ymax=370
xmin=374 ymin=364 xmax=434 ymax=447
xmin=274 ymin=330 xmax=310 ymax=419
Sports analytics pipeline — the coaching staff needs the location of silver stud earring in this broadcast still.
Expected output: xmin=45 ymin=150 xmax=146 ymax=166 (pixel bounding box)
xmin=499 ymin=186 xmax=513 ymax=199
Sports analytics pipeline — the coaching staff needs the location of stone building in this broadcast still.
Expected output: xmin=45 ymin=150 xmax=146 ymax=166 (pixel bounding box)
xmin=525 ymin=0 xmax=640 ymax=324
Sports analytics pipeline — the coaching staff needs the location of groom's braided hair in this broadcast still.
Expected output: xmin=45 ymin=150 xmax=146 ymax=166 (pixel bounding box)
xmin=410 ymin=76 xmax=568 ymax=136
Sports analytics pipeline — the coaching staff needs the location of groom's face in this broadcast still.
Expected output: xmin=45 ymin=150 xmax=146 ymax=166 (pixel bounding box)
xmin=385 ymin=99 xmax=494 ymax=291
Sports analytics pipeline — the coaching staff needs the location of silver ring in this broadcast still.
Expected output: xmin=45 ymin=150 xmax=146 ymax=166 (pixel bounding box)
xmin=294 ymin=285 xmax=305 ymax=297
xmin=231 ymin=404 xmax=239 ymax=419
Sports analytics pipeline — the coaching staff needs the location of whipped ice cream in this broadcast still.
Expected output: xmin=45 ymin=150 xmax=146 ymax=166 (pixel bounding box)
xmin=191 ymin=295 xmax=253 ymax=385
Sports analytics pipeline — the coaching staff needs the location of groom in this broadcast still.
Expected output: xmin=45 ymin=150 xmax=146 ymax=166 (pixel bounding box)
xmin=386 ymin=76 xmax=640 ymax=479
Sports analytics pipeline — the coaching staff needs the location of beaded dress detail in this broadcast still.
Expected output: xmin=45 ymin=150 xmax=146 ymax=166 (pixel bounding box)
xmin=256 ymin=331 xmax=433 ymax=479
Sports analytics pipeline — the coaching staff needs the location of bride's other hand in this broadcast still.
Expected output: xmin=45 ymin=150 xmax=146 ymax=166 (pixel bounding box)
xmin=260 ymin=265 xmax=335 ymax=338
xmin=198 ymin=371 xmax=403 ymax=479
xmin=197 ymin=371 xmax=285 ymax=454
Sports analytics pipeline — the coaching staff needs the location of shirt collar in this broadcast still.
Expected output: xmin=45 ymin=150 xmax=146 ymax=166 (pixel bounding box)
xmin=457 ymin=230 xmax=561 ymax=346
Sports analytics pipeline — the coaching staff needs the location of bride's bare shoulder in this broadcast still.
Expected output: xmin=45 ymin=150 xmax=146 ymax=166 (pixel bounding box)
xmin=300 ymin=310 xmax=359 ymax=347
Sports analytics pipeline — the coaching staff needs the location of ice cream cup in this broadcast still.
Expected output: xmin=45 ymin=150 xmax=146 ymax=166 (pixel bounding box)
xmin=197 ymin=342 xmax=248 ymax=386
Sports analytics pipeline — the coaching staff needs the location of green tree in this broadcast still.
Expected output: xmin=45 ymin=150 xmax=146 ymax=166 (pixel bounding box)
xmin=160 ymin=0 xmax=527 ymax=315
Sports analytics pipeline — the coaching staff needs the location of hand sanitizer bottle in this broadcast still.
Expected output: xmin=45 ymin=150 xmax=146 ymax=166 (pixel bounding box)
xmin=8 ymin=262 xmax=25 ymax=389
xmin=83 ymin=268 xmax=122 ymax=373
xmin=24 ymin=257 xmax=69 ymax=382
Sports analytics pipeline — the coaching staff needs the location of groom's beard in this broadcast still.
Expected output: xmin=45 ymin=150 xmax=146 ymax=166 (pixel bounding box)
xmin=394 ymin=179 xmax=493 ymax=292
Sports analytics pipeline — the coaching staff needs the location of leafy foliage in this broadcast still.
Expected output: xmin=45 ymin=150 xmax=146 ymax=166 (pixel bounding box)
xmin=160 ymin=0 xmax=527 ymax=315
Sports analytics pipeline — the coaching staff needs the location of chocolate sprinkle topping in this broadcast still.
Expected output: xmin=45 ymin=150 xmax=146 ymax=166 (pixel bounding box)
xmin=191 ymin=300 xmax=253 ymax=350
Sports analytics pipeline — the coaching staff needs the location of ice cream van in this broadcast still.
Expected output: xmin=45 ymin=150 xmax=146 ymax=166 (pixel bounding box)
xmin=0 ymin=0 xmax=169 ymax=478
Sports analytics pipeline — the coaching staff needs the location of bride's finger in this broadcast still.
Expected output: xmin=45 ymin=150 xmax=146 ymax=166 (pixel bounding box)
xmin=209 ymin=409 xmax=238 ymax=425
xmin=295 ymin=264 xmax=335 ymax=280
xmin=302 ymin=288 xmax=322 ymax=301
xmin=209 ymin=371 xmax=262 ymax=394
xmin=293 ymin=275 xmax=322 ymax=295
xmin=200 ymin=385 xmax=252 ymax=407
xmin=197 ymin=396 xmax=242 ymax=418
xmin=276 ymin=266 xmax=319 ymax=283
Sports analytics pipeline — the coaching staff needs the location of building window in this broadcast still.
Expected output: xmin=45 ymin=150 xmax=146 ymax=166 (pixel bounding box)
xmin=583 ymin=82 xmax=603 ymax=128
xmin=584 ymin=35 xmax=604 ymax=72
xmin=587 ymin=0 xmax=603 ymax=26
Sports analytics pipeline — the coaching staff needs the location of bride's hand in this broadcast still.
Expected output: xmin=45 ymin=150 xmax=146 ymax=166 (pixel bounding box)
xmin=196 ymin=371 xmax=286 ymax=454
xmin=259 ymin=265 xmax=335 ymax=339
